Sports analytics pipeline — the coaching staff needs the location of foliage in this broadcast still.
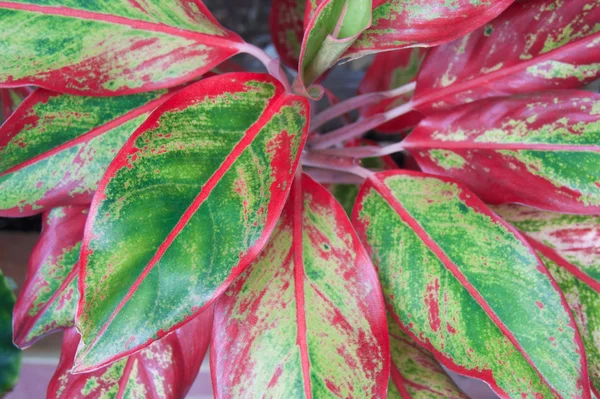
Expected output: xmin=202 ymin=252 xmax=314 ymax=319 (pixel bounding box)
xmin=0 ymin=0 xmax=599 ymax=398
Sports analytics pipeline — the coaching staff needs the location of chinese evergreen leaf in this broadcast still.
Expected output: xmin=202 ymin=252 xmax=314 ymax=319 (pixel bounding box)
xmin=0 ymin=269 xmax=21 ymax=396
xmin=0 ymin=88 xmax=174 ymax=217
xmin=298 ymin=0 xmax=372 ymax=89
xmin=76 ymin=73 xmax=309 ymax=372
xmin=12 ymin=206 xmax=86 ymax=349
xmin=352 ymin=171 xmax=588 ymax=398
xmin=0 ymin=1 xmax=245 ymax=95
xmin=414 ymin=0 xmax=600 ymax=112
xmin=48 ymin=309 xmax=213 ymax=399
xmin=212 ymin=174 xmax=389 ymax=398
xmin=495 ymin=205 xmax=600 ymax=397
xmin=358 ymin=48 xmax=426 ymax=133
xmin=270 ymin=0 xmax=306 ymax=69
xmin=403 ymin=91 xmax=600 ymax=214
xmin=0 ymin=88 xmax=28 ymax=122
xmin=387 ymin=315 xmax=468 ymax=399
xmin=346 ymin=0 xmax=514 ymax=59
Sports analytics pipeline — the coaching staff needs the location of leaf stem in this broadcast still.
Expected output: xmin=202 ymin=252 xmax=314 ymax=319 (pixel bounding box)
xmin=310 ymin=81 xmax=416 ymax=131
xmin=308 ymin=101 xmax=414 ymax=150
xmin=316 ymin=141 xmax=405 ymax=158
xmin=301 ymin=152 xmax=374 ymax=180
xmin=239 ymin=43 xmax=291 ymax=92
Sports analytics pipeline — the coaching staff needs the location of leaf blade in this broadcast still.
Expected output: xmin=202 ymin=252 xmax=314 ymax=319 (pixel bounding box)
xmin=0 ymin=270 xmax=21 ymax=396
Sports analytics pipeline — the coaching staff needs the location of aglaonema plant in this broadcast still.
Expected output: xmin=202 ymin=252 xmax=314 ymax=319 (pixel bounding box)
xmin=0 ymin=0 xmax=599 ymax=398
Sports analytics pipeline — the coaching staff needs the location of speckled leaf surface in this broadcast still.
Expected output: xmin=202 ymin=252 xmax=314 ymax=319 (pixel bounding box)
xmin=270 ymin=0 xmax=306 ymax=69
xmin=352 ymin=170 xmax=588 ymax=398
xmin=0 ymin=88 xmax=173 ymax=217
xmin=403 ymin=91 xmax=600 ymax=214
xmin=358 ymin=48 xmax=426 ymax=133
xmin=0 ymin=1 xmax=243 ymax=95
xmin=13 ymin=206 xmax=87 ymax=349
xmin=496 ymin=205 xmax=600 ymax=397
xmin=414 ymin=0 xmax=600 ymax=112
xmin=212 ymin=173 xmax=388 ymax=398
xmin=346 ymin=0 xmax=513 ymax=60
xmin=48 ymin=309 xmax=212 ymax=399
xmin=0 ymin=88 xmax=28 ymax=123
xmin=76 ymin=73 xmax=309 ymax=373
xmin=387 ymin=315 xmax=468 ymax=399
xmin=0 ymin=270 xmax=21 ymax=396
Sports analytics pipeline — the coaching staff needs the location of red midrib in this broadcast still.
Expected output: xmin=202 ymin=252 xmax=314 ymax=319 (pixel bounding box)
xmin=402 ymin=140 xmax=600 ymax=152
xmin=292 ymin=173 xmax=312 ymax=399
xmin=115 ymin=356 xmax=136 ymax=399
xmin=413 ymin=31 xmax=600 ymax=109
xmin=0 ymin=2 xmax=240 ymax=48
xmin=368 ymin=175 xmax=564 ymax=398
xmin=77 ymin=93 xmax=288 ymax=366
xmin=390 ymin=363 xmax=414 ymax=399
xmin=0 ymin=92 xmax=173 ymax=177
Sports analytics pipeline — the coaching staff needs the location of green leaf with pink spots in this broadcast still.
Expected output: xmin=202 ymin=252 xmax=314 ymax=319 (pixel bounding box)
xmin=212 ymin=174 xmax=389 ymax=398
xmin=352 ymin=170 xmax=589 ymax=398
xmin=75 ymin=73 xmax=309 ymax=373
xmin=0 ymin=269 xmax=21 ymax=396
xmin=496 ymin=204 xmax=600 ymax=397
xmin=12 ymin=206 xmax=87 ymax=349
xmin=0 ymin=88 xmax=173 ymax=217
xmin=0 ymin=1 xmax=244 ymax=95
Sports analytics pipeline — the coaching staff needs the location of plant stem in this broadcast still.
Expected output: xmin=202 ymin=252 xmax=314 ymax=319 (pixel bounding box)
xmin=316 ymin=141 xmax=405 ymax=158
xmin=304 ymin=168 xmax=366 ymax=184
xmin=310 ymin=81 xmax=416 ymax=131
xmin=240 ymin=43 xmax=291 ymax=92
xmin=301 ymin=152 xmax=374 ymax=180
xmin=308 ymin=101 xmax=414 ymax=150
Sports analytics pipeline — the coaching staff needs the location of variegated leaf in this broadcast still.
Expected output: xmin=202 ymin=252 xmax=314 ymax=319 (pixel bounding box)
xmin=496 ymin=205 xmax=600 ymax=397
xmin=270 ymin=0 xmax=306 ymax=69
xmin=0 ymin=88 xmax=28 ymax=123
xmin=352 ymin=170 xmax=589 ymax=398
xmin=48 ymin=308 xmax=212 ymax=399
xmin=0 ymin=269 xmax=21 ymax=396
xmin=212 ymin=173 xmax=389 ymax=398
xmin=346 ymin=0 xmax=514 ymax=60
xmin=0 ymin=88 xmax=174 ymax=217
xmin=76 ymin=73 xmax=309 ymax=372
xmin=13 ymin=206 xmax=87 ymax=349
xmin=358 ymin=48 xmax=426 ymax=133
xmin=0 ymin=1 xmax=244 ymax=95
xmin=414 ymin=0 xmax=600 ymax=112
xmin=403 ymin=91 xmax=600 ymax=214
xmin=387 ymin=315 xmax=468 ymax=399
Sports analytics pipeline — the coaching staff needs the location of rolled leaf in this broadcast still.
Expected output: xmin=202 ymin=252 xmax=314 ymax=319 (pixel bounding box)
xmin=270 ymin=0 xmax=306 ymax=69
xmin=0 ymin=88 xmax=28 ymax=122
xmin=48 ymin=309 xmax=213 ymax=399
xmin=352 ymin=170 xmax=589 ymax=398
xmin=496 ymin=205 xmax=600 ymax=397
xmin=212 ymin=173 xmax=389 ymax=398
xmin=403 ymin=91 xmax=600 ymax=214
xmin=414 ymin=0 xmax=600 ymax=112
xmin=13 ymin=206 xmax=87 ymax=349
xmin=387 ymin=315 xmax=468 ymax=399
xmin=0 ymin=88 xmax=174 ymax=217
xmin=76 ymin=73 xmax=309 ymax=372
xmin=346 ymin=0 xmax=514 ymax=60
xmin=0 ymin=270 xmax=20 ymax=396
xmin=0 ymin=1 xmax=243 ymax=95
xmin=358 ymin=48 xmax=425 ymax=133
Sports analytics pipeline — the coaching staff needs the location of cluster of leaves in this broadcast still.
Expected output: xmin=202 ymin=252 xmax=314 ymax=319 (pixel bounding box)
xmin=0 ymin=0 xmax=599 ymax=398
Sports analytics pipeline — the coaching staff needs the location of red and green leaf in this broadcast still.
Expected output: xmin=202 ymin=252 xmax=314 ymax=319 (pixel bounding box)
xmin=346 ymin=0 xmax=514 ymax=59
xmin=0 ymin=1 xmax=244 ymax=95
xmin=0 ymin=88 xmax=29 ymax=122
xmin=0 ymin=270 xmax=21 ymax=396
xmin=270 ymin=0 xmax=306 ymax=69
xmin=75 ymin=73 xmax=309 ymax=372
xmin=387 ymin=315 xmax=468 ymax=399
xmin=212 ymin=173 xmax=389 ymax=398
xmin=352 ymin=170 xmax=589 ymax=398
xmin=48 ymin=309 xmax=213 ymax=399
xmin=0 ymin=88 xmax=174 ymax=217
xmin=12 ymin=206 xmax=87 ymax=349
xmin=496 ymin=205 xmax=600 ymax=396
xmin=358 ymin=48 xmax=426 ymax=133
xmin=403 ymin=91 xmax=600 ymax=214
xmin=414 ymin=0 xmax=600 ymax=112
